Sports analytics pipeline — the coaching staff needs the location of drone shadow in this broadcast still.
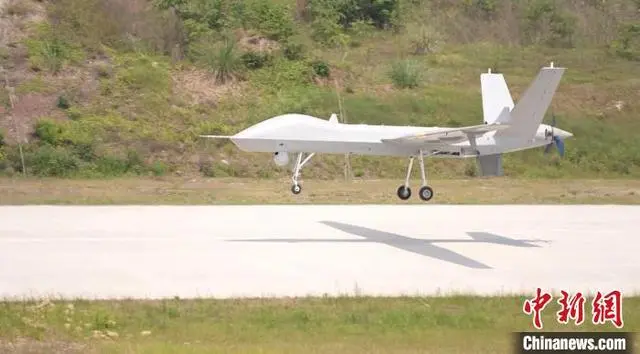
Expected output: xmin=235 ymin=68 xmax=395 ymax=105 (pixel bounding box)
xmin=227 ymin=221 xmax=551 ymax=269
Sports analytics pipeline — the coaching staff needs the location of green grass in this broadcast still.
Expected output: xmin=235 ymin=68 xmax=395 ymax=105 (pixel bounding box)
xmin=0 ymin=296 xmax=638 ymax=353
xmin=1 ymin=0 xmax=639 ymax=180
xmin=1 ymin=177 xmax=639 ymax=204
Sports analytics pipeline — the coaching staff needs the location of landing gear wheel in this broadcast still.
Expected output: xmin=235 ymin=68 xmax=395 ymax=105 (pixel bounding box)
xmin=291 ymin=184 xmax=302 ymax=195
xmin=419 ymin=186 xmax=433 ymax=201
xmin=397 ymin=185 xmax=411 ymax=200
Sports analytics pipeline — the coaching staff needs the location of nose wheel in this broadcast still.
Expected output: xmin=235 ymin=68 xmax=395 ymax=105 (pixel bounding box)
xmin=397 ymin=150 xmax=434 ymax=202
xmin=290 ymin=152 xmax=314 ymax=195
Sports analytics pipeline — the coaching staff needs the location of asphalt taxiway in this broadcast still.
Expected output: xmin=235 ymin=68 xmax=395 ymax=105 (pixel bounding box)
xmin=0 ymin=205 xmax=638 ymax=299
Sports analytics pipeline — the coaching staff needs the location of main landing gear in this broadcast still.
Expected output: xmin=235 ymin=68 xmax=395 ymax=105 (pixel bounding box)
xmin=397 ymin=150 xmax=434 ymax=202
xmin=290 ymin=152 xmax=315 ymax=194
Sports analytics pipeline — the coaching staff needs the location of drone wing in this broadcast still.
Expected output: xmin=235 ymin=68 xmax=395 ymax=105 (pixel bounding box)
xmin=381 ymin=122 xmax=510 ymax=146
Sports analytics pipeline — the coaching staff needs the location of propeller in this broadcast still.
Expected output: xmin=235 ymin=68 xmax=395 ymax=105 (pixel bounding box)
xmin=543 ymin=114 xmax=565 ymax=157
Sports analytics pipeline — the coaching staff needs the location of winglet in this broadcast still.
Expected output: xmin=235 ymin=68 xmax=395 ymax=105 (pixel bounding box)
xmin=329 ymin=113 xmax=339 ymax=123
xmin=481 ymin=70 xmax=515 ymax=125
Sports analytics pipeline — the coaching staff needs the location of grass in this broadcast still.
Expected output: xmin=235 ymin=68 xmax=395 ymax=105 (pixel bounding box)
xmin=0 ymin=296 xmax=638 ymax=353
xmin=1 ymin=0 xmax=640 ymax=180
xmin=1 ymin=177 xmax=639 ymax=204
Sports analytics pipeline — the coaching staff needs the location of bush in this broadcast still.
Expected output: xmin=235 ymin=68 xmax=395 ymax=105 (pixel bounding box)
xmin=611 ymin=23 xmax=640 ymax=61
xmin=156 ymin=0 xmax=294 ymax=43
xmin=462 ymin=0 xmax=499 ymax=19
xmin=522 ymin=0 xmax=576 ymax=48
xmin=150 ymin=161 xmax=168 ymax=176
xmin=308 ymin=0 xmax=398 ymax=30
xmin=189 ymin=38 xmax=242 ymax=83
xmin=389 ymin=59 xmax=421 ymax=89
xmin=241 ymin=51 xmax=271 ymax=70
xmin=311 ymin=60 xmax=330 ymax=77
xmin=47 ymin=0 xmax=185 ymax=55
xmin=29 ymin=145 xmax=80 ymax=177
xmin=34 ymin=120 xmax=65 ymax=145
xmin=57 ymin=95 xmax=70 ymax=110
xmin=93 ymin=155 xmax=130 ymax=176
xmin=116 ymin=54 xmax=171 ymax=94
xmin=305 ymin=0 xmax=400 ymax=45
xmin=154 ymin=0 xmax=232 ymax=32
xmin=242 ymin=0 xmax=295 ymax=41
xmin=249 ymin=58 xmax=313 ymax=91
xmin=283 ymin=42 xmax=305 ymax=60
xmin=25 ymin=33 xmax=84 ymax=73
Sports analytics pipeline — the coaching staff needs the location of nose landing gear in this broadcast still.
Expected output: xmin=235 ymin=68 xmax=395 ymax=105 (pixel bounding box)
xmin=290 ymin=152 xmax=314 ymax=195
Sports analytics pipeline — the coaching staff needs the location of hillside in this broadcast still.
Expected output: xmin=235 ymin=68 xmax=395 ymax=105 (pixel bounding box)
xmin=0 ymin=0 xmax=639 ymax=180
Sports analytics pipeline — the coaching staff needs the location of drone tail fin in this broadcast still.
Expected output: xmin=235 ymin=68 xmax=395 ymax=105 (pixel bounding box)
xmin=496 ymin=64 xmax=565 ymax=140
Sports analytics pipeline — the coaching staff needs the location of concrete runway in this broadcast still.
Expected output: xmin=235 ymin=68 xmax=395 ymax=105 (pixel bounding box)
xmin=0 ymin=205 xmax=638 ymax=299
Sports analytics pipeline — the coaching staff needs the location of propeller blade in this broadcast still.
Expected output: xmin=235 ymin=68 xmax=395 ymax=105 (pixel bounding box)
xmin=544 ymin=143 xmax=553 ymax=154
xmin=553 ymin=135 xmax=565 ymax=157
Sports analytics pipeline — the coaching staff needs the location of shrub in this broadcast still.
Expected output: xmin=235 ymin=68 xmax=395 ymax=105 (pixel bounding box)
xmin=57 ymin=95 xmax=70 ymax=110
xmin=25 ymin=34 xmax=84 ymax=73
xmin=190 ymin=38 xmax=242 ymax=83
xmin=308 ymin=0 xmax=344 ymax=45
xmin=307 ymin=0 xmax=399 ymax=31
xmin=249 ymin=58 xmax=313 ymax=91
xmin=241 ymin=51 xmax=271 ymax=70
xmin=611 ymin=23 xmax=640 ymax=61
xmin=150 ymin=161 xmax=168 ymax=176
xmin=283 ymin=42 xmax=305 ymax=60
xmin=94 ymin=156 xmax=125 ymax=176
xmin=311 ymin=60 xmax=330 ymax=77
xmin=522 ymin=0 xmax=576 ymax=48
xmin=125 ymin=150 xmax=146 ymax=174
xmin=34 ymin=120 xmax=65 ymax=145
xmin=243 ymin=0 xmax=295 ymax=41
xmin=72 ymin=142 xmax=96 ymax=162
xmin=116 ymin=53 xmax=171 ymax=94
xmin=154 ymin=0 xmax=231 ymax=32
xmin=29 ymin=145 xmax=80 ymax=177
xmin=389 ymin=59 xmax=421 ymax=89
xmin=462 ymin=0 xmax=498 ymax=19
xmin=48 ymin=0 xmax=185 ymax=55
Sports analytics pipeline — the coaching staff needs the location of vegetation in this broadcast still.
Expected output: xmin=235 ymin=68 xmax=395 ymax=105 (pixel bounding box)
xmin=0 ymin=0 xmax=639 ymax=180
xmin=1 ymin=296 xmax=638 ymax=353
xmin=0 ymin=177 xmax=638 ymax=205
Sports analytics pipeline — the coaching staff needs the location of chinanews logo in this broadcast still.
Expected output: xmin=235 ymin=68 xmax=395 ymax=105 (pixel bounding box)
xmin=522 ymin=287 xmax=623 ymax=330
xmin=516 ymin=288 xmax=632 ymax=354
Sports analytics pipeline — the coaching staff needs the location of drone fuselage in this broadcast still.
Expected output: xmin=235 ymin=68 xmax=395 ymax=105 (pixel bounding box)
xmin=227 ymin=114 xmax=568 ymax=158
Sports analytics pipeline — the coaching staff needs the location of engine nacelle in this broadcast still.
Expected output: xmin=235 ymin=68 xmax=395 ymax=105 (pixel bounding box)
xmin=273 ymin=151 xmax=289 ymax=166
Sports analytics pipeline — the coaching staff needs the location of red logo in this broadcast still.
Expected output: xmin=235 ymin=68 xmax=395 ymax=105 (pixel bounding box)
xmin=557 ymin=290 xmax=585 ymax=325
xmin=524 ymin=289 xmax=624 ymax=329
xmin=523 ymin=287 xmax=553 ymax=329
xmin=592 ymin=290 xmax=624 ymax=328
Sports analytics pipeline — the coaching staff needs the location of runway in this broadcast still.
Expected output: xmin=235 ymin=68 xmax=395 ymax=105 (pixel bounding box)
xmin=0 ymin=205 xmax=638 ymax=299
